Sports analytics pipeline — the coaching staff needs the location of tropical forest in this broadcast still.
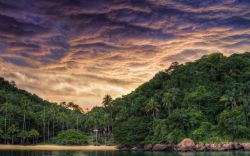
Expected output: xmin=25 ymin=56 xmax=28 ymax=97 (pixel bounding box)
xmin=1 ymin=52 xmax=250 ymax=147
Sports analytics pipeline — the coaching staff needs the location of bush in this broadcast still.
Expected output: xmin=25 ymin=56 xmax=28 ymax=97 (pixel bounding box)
xmin=145 ymin=119 xmax=168 ymax=144
xmin=218 ymin=106 xmax=250 ymax=140
xmin=113 ymin=117 xmax=150 ymax=147
xmin=53 ymin=129 xmax=89 ymax=145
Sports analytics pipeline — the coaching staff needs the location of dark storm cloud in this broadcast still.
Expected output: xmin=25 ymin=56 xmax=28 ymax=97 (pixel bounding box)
xmin=0 ymin=0 xmax=250 ymax=107
xmin=0 ymin=14 xmax=48 ymax=36
xmin=2 ymin=57 xmax=32 ymax=67
xmin=223 ymin=34 xmax=250 ymax=41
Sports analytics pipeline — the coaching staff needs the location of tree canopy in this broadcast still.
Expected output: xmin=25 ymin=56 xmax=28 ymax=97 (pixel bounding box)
xmin=2 ymin=52 xmax=250 ymax=146
xmin=100 ymin=52 xmax=250 ymax=146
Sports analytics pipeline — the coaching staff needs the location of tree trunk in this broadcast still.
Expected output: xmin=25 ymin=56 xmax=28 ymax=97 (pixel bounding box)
xmin=52 ymin=112 xmax=55 ymax=138
xmin=23 ymin=112 xmax=26 ymax=131
xmin=95 ymin=131 xmax=98 ymax=145
xmin=11 ymin=134 xmax=14 ymax=144
xmin=43 ymin=107 xmax=46 ymax=143
xmin=53 ymin=120 xmax=55 ymax=138
xmin=28 ymin=119 xmax=31 ymax=131
xmin=76 ymin=116 xmax=79 ymax=131
xmin=47 ymin=120 xmax=50 ymax=141
xmin=4 ymin=103 xmax=7 ymax=144
xmin=104 ymin=131 xmax=107 ymax=145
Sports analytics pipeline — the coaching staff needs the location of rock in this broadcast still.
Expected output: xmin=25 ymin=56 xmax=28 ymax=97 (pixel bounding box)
xmin=152 ymin=144 xmax=168 ymax=151
xmin=204 ymin=144 xmax=211 ymax=151
xmin=234 ymin=143 xmax=244 ymax=150
xmin=120 ymin=147 xmax=130 ymax=151
xmin=195 ymin=144 xmax=206 ymax=151
xmin=242 ymin=143 xmax=250 ymax=150
xmin=131 ymin=146 xmax=143 ymax=151
xmin=210 ymin=143 xmax=223 ymax=151
xmin=131 ymin=147 xmax=138 ymax=151
xmin=164 ymin=145 xmax=174 ymax=151
xmin=144 ymin=144 xmax=153 ymax=151
xmin=221 ymin=143 xmax=234 ymax=151
xmin=208 ymin=143 xmax=234 ymax=151
xmin=176 ymin=138 xmax=195 ymax=151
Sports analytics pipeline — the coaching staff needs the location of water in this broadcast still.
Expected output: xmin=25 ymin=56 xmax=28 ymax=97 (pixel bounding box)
xmin=0 ymin=151 xmax=249 ymax=156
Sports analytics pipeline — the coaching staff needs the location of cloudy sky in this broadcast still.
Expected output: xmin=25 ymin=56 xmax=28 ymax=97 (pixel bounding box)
xmin=0 ymin=0 xmax=250 ymax=109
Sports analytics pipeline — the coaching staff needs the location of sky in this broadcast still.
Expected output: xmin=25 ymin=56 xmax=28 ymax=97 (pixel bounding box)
xmin=0 ymin=0 xmax=250 ymax=110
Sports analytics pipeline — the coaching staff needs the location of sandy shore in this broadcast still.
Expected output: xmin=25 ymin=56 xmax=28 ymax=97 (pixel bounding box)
xmin=0 ymin=145 xmax=118 ymax=151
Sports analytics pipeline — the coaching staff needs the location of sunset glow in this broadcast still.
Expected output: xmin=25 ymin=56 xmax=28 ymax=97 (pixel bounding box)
xmin=0 ymin=0 xmax=250 ymax=109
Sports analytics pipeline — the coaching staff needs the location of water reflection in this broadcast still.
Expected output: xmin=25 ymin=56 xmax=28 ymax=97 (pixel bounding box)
xmin=0 ymin=151 xmax=249 ymax=156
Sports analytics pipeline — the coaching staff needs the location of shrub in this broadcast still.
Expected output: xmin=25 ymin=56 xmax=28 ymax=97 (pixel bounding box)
xmin=53 ymin=129 xmax=88 ymax=145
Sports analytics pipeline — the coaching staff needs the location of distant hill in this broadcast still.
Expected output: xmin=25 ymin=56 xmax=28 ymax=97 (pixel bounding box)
xmin=108 ymin=52 xmax=250 ymax=146
xmin=0 ymin=77 xmax=83 ymax=144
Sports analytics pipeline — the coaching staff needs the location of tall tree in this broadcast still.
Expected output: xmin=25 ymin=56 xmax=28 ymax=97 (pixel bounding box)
xmin=28 ymin=129 xmax=39 ymax=144
xmin=8 ymin=124 xmax=19 ymax=144
xmin=102 ymin=95 xmax=113 ymax=109
xmin=145 ymin=98 xmax=160 ymax=118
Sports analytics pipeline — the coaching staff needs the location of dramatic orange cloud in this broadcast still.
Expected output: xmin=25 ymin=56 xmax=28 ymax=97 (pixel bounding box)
xmin=0 ymin=0 xmax=250 ymax=109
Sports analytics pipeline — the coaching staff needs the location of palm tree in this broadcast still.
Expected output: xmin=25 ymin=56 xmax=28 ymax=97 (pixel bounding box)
xmin=85 ymin=111 xmax=98 ymax=145
xmin=28 ymin=129 xmax=39 ymax=144
xmin=220 ymin=89 xmax=238 ymax=109
xmin=4 ymin=102 xmax=8 ymax=144
xmin=162 ymin=92 xmax=173 ymax=114
xmin=238 ymin=83 xmax=250 ymax=124
xmin=102 ymin=95 xmax=113 ymax=133
xmin=145 ymin=98 xmax=160 ymax=118
xmin=18 ymin=131 xmax=28 ymax=144
xmin=102 ymin=95 xmax=113 ymax=108
xmin=0 ymin=129 xmax=3 ymax=140
xmin=102 ymin=112 xmax=111 ymax=145
xmin=0 ymin=129 xmax=3 ymax=136
xmin=8 ymin=124 xmax=19 ymax=144
xmin=51 ymin=105 xmax=57 ymax=138
xmin=43 ymin=107 xmax=46 ymax=143
xmin=2 ymin=102 xmax=11 ymax=144
xmin=22 ymin=98 xmax=28 ymax=132
xmin=57 ymin=112 xmax=67 ymax=131
xmin=67 ymin=102 xmax=83 ymax=130
xmin=195 ymin=86 xmax=207 ymax=110
xmin=162 ymin=88 xmax=180 ymax=114
xmin=2 ymin=133 xmax=10 ymax=144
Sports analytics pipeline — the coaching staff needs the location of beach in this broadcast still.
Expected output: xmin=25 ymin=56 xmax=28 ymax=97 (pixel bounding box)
xmin=0 ymin=145 xmax=118 ymax=151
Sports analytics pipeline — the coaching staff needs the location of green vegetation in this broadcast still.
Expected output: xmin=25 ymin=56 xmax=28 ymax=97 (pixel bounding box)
xmin=0 ymin=78 xmax=84 ymax=144
xmin=2 ymin=52 xmax=250 ymax=146
xmin=93 ymin=52 xmax=250 ymax=146
xmin=53 ymin=129 xmax=88 ymax=145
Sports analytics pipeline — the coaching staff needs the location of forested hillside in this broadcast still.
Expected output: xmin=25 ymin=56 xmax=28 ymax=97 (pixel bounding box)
xmin=91 ymin=52 xmax=250 ymax=147
xmin=2 ymin=52 xmax=250 ymax=146
xmin=0 ymin=78 xmax=84 ymax=144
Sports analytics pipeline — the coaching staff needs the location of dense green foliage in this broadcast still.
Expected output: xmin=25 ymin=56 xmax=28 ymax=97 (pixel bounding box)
xmin=0 ymin=77 xmax=114 ymax=145
xmin=2 ymin=52 xmax=250 ymax=147
xmin=53 ymin=129 xmax=88 ymax=145
xmin=90 ymin=52 xmax=250 ymax=146
xmin=114 ymin=117 xmax=150 ymax=146
xmin=0 ymin=78 xmax=84 ymax=144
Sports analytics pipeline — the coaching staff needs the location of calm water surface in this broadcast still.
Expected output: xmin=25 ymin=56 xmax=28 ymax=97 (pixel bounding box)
xmin=0 ymin=151 xmax=249 ymax=156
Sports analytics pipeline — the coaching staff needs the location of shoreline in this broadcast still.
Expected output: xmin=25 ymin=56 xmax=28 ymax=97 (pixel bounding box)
xmin=120 ymin=142 xmax=250 ymax=152
xmin=1 ymin=142 xmax=250 ymax=152
xmin=0 ymin=145 xmax=118 ymax=151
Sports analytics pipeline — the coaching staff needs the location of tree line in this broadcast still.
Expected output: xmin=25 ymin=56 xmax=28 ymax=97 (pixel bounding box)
xmin=88 ymin=52 xmax=250 ymax=147
xmin=0 ymin=78 xmax=85 ymax=144
xmin=2 ymin=52 xmax=250 ymax=146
